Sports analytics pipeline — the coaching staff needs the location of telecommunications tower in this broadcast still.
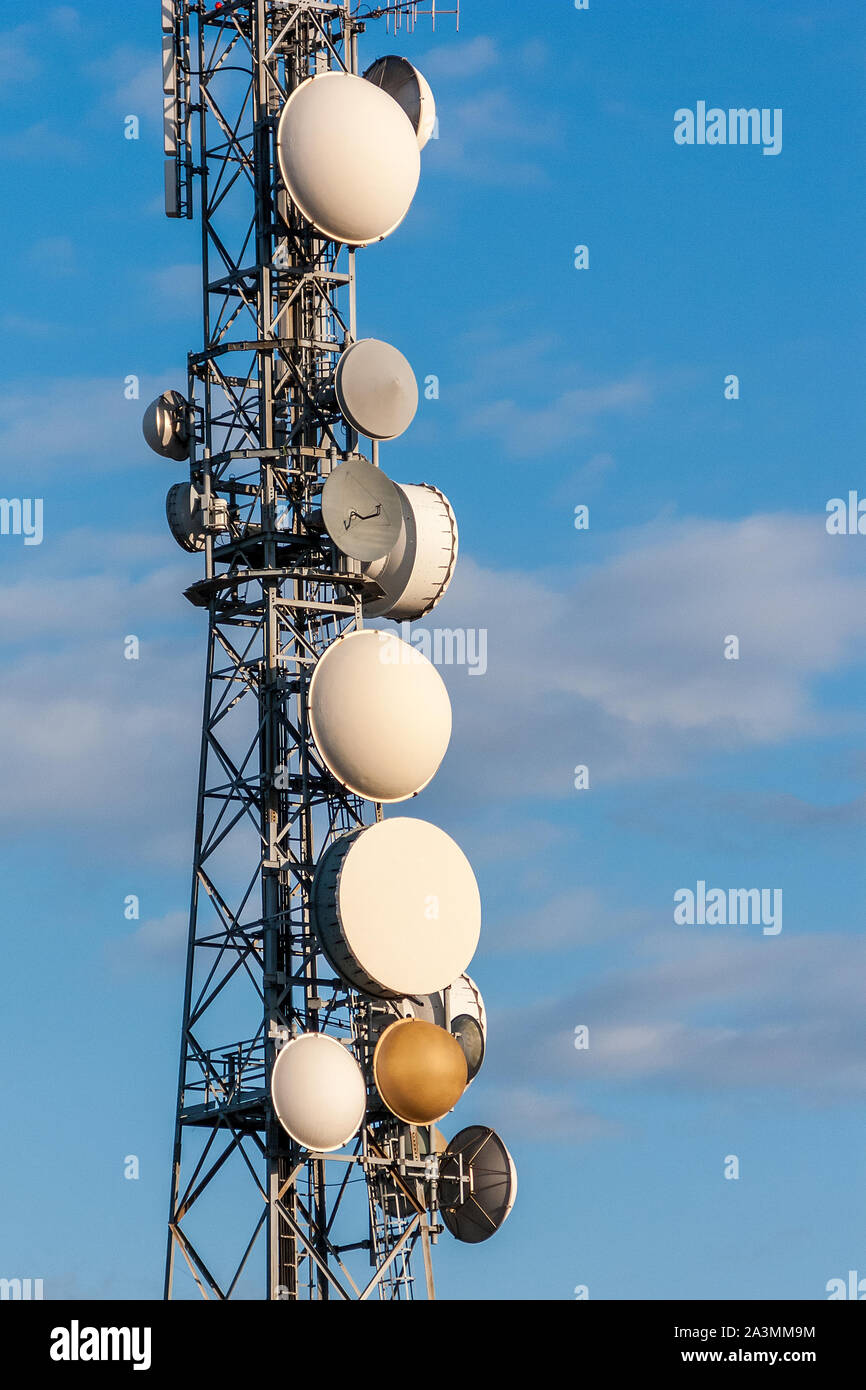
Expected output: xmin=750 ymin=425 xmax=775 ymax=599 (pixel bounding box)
xmin=146 ymin=0 xmax=515 ymax=1301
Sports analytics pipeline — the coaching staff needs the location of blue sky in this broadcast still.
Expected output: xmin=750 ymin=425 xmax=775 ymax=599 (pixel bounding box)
xmin=1 ymin=0 xmax=865 ymax=1300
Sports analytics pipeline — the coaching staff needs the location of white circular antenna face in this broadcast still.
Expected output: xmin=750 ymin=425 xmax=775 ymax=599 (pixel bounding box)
xmin=321 ymin=456 xmax=404 ymax=562
xmin=439 ymin=1126 xmax=517 ymax=1244
xmin=308 ymin=629 xmax=452 ymax=802
xmin=449 ymin=972 xmax=487 ymax=1037
xmin=363 ymin=55 xmax=437 ymax=150
xmin=166 ymin=482 xmax=206 ymax=553
xmin=143 ymin=389 xmax=189 ymax=461
xmin=404 ymin=972 xmax=486 ymax=1083
xmin=276 ymin=72 xmax=420 ymax=246
xmin=270 ymin=1033 xmax=366 ymax=1152
xmin=334 ymin=339 xmax=419 ymax=441
xmin=363 ymin=483 xmax=458 ymax=622
xmin=406 ymin=973 xmax=486 ymax=1037
xmin=312 ymin=817 xmax=481 ymax=998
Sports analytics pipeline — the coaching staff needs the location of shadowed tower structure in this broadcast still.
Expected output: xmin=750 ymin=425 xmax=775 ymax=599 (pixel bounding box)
xmin=149 ymin=0 xmax=514 ymax=1302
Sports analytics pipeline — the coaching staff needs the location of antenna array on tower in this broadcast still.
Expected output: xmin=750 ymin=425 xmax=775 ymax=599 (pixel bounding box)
xmin=148 ymin=0 xmax=512 ymax=1302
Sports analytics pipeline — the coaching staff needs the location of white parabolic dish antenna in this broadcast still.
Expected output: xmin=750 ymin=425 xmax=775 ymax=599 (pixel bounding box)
xmin=334 ymin=338 xmax=419 ymax=441
xmin=363 ymin=55 xmax=437 ymax=150
xmin=321 ymin=455 xmax=404 ymax=562
xmin=270 ymin=1032 xmax=366 ymax=1152
xmin=363 ymin=483 xmax=458 ymax=621
xmin=276 ymin=72 xmax=420 ymax=246
xmin=312 ymin=817 xmax=481 ymax=998
xmin=308 ymin=629 xmax=452 ymax=802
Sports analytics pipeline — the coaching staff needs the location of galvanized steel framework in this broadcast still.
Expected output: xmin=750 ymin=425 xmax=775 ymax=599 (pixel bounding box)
xmin=162 ymin=0 xmax=457 ymax=1301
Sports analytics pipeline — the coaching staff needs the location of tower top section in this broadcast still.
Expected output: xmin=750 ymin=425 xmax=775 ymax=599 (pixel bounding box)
xmin=354 ymin=1 xmax=459 ymax=34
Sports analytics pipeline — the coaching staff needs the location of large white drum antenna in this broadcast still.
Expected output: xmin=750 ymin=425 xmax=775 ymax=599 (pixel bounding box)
xmin=311 ymin=817 xmax=481 ymax=998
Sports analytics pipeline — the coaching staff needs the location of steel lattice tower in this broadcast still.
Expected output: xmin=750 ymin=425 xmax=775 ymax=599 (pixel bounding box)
xmin=160 ymin=0 xmax=458 ymax=1301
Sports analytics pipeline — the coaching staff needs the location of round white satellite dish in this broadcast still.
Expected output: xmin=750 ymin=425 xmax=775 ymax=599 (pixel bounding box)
xmin=142 ymin=389 xmax=190 ymax=461
xmin=334 ymin=339 xmax=418 ymax=441
xmin=312 ymin=817 xmax=481 ymax=998
xmin=166 ymin=482 xmax=206 ymax=552
xmin=308 ymin=629 xmax=451 ymax=802
xmin=321 ymin=455 xmax=404 ymax=562
xmin=363 ymin=483 xmax=458 ymax=621
xmin=276 ymin=72 xmax=420 ymax=246
xmin=363 ymin=55 xmax=437 ymax=150
xmin=270 ymin=1032 xmax=366 ymax=1152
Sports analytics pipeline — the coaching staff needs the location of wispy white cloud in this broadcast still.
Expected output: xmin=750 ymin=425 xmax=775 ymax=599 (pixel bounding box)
xmin=85 ymin=44 xmax=162 ymax=117
xmin=2 ymin=119 xmax=85 ymax=163
xmin=23 ymin=236 xmax=78 ymax=276
xmin=463 ymin=372 xmax=652 ymax=454
xmin=492 ymin=887 xmax=652 ymax=954
xmin=488 ymin=930 xmax=866 ymax=1099
xmin=422 ymin=514 xmax=866 ymax=809
xmin=2 ymin=515 xmax=864 ymax=872
xmin=480 ymin=1084 xmax=619 ymax=1145
xmin=421 ymin=42 xmax=561 ymax=186
xmin=106 ymin=909 xmax=188 ymax=972
xmin=0 ymin=371 xmax=186 ymax=471
xmin=144 ymin=264 xmax=201 ymax=320
xmin=419 ymin=35 xmax=500 ymax=80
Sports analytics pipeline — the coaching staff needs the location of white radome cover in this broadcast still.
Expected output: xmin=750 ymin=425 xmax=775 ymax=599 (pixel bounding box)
xmin=334 ymin=338 xmax=419 ymax=441
xmin=314 ymin=817 xmax=481 ymax=997
xmin=270 ymin=1032 xmax=366 ymax=1152
xmin=363 ymin=482 xmax=458 ymax=621
xmin=276 ymin=72 xmax=420 ymax=246
xmin=406 ymin=972 xmax=487 ymax=1039
xmin=321 ymin=455 xmax=404 ymax=562
xmin=308 ymin=629 xmax=451 ymax=802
